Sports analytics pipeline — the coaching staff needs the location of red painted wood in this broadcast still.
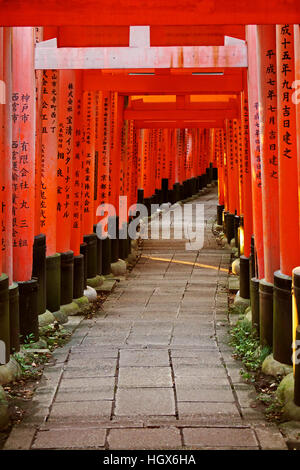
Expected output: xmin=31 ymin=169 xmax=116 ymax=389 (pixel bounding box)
xmin=0 ymin=1 xmax=298 ymax=26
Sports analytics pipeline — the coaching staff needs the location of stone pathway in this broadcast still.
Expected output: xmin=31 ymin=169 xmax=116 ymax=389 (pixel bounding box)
xmin=4 ymin=188 xmax=287 ymax=450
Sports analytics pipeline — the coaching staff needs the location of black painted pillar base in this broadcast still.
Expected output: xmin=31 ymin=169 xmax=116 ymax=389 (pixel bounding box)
xmin=168 ymin=189 xmax=175 ymax=204
xmin=83 ymin=233 xmax=98 ymax=278
xmin=32 ymin=234 xmax=46 ymax=315
xmin=80 ymin=243 xmax=88 ymax=289
xmin=9 ymin=282 xmax=20 ymax=355
xmin=144 ymin=197 xmax=151 ymax=215
xmin=109 ymin=216 xmax=119 ymax=264
xmin=183 ymin=180 xmax=188 ymax=199
xmin=73 ymin=254 xmax=85 ymax=299
xmin=93 ymin=224 xmax=103 ymax=276
xmin=60 ymin=251 xmax=74 ymax=306
xmin=225 ymin=212 xmax=235 ymax=244
xmin=137 ymin=188 xmax=144 ymax=205
xmin=213 ymin=167 xmax=218 ymax=180
xmin=162 ymin=178 xmax=169 ymax=203
xmin=259 ymin=279 xmax=273 ymax=348
xmin=155 ymin=189 xmax=162 ymax=205
xmin=250 ymin=277 xmax=260 ymax=334
xmin=250 ymin=235 xmax=256 ymax=279
xmin=209 ymin=162 xmax=214 ymax=182
xmin=273 ymin=270 xmax=292 ymax=365
xmin=217 ymin=204 xmax=224 ymax=226
xmin=173 ymin=183 xmax=180 ymax=202
xmin=0 ymin=274 xmax=10 ymax=363
xmin=191 ymin=177 xmax=197 ymax=195
xmin=240 ymin=256 xmax=250 ymax=300
xmin=46 ymin=253 xmax=61 ymax=312
xmin=119 ymin=223 xmax=129 ymax=260
xmin=19 ymin=279 xmax=39 ymax=344
xmin=234 ymin=215 xmax=240 ymax=249
xmin=102 ymin=237 xmax=112 ymax=275
xmin=179 ymin=183 xmax=185 ymax=200
xmin=197 ymin=175 xmax=203 ymax=191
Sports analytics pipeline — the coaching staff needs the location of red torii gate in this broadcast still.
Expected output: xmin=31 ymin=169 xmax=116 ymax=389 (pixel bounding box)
xmin=1 ymin=9 xmax=300 ymax=411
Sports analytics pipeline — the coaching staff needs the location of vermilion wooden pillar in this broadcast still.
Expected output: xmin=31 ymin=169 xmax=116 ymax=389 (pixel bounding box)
xmin=12 ymin=27 xmax=36 ymax=282
xmin=12 ymin=27 xmax=39 ymax=343
xmin=257 ymin=25 xmax=280 ymax=282
xmin=272 ymin=24 xmax=300 ymax=365
xmin=222 ymin=129 xmax=229 ymax=213
xmin=56 ymin=70 xmax=75 ymax=253
xmin=216 ymin=128 xmax=225 ymax=226
xmin=233 ymin=119 xmax=241 ymax=216
xmin=217 ymin=129 xmax=225 ymax=205
xmin=82 ymin=90 xmax=96 ymax=236
xmin=0 ymin=27 xmax=9 ymax=359
xmin=2 ymin=27 xmax=13 ymax=282
xmin=82 ymin=89 xmax=101 ymax=279
xmin=70 ymin=71 xmax=83 ymax=256
xmin=247 ymin=25 xmax=265 ymax=335
xmin=131 ymin=126 xmax=138 ymax=209
xmin=41 ymin=68 xmax=61 ymax=313
xmin=294 ymin=24 xmax=300 ymax=370
xmin=40 ymin=69 xmax=59 ymax=256
xmin=237 ymin=121 xmax=244 ymax=217
xmin=34 ymin=27 xmax=43 ymax=237
xmin=276 ymin=24 xmax=300 ymax=276
xmin=97 ymin=92 xmax=110 ymax=209
xmin=0 ymin=28 xmax=5 ymax=278
xmin=224 ymin=119 xmax=239 ymax=244
xmin=240 ymin=91 xmax=253 ymax=259
xmin=246 ymin=25 xmax=265 ymax=280
xmin=256 ymin=25 xmax=280 ymax=347
xmin=56 ymin=70 xmax=76 ymax=307
xmin=70 ymin=71 xmax=86 ymax=297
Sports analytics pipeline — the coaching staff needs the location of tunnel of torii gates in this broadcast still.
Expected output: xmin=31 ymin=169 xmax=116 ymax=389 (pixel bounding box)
xmin=1 ymin=1 xmax=300 ymax=404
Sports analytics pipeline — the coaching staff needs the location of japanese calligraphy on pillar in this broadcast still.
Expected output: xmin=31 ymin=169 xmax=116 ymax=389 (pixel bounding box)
xmin=99 ymin=93 xmax=110 ymax=206
xmin=257 ymin=25 xmax=279 ymax=185
xmin=57 ymin=71 xmax=75 ymax=252
xmin=11 ymin=27 xmax=35 ymax=281
xmin=277 ymin=24 xmax=297 ymax=163
xmin=70 ymin=71 xmax=83 ymax=254
xmin=82 ymin=90 xmax=95 ymax=234
xmin=243 ymin=95 xmax=250 ymax=177
xmin=40 ymin=69 xmax=58 ymax=255
xmin=253 ymin=102 xmax=262 ymax=188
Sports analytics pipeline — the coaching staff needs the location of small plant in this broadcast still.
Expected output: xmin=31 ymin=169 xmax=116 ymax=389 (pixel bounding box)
xmin=40 ymin=323 xmax=71 ymax=351
xmin=13 ymin=352 xmax=41 ymax=380
xmin=22 ymin=333 xmax=36 ymax=349
xmin=256 ymin=392 xmax=283 ymax=422
xmin=229 ymin=318 xmax=271 ymax=372
xmin=240 ymin=370 xmax=255 ymax=383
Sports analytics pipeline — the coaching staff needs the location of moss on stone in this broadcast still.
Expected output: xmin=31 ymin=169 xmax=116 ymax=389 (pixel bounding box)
xmin=262 ymin=355 xmax=293 ymax=378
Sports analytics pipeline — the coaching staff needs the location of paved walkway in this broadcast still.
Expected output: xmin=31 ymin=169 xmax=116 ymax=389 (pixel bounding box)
xmin=5 ymin=188 xmax=287 ymax=450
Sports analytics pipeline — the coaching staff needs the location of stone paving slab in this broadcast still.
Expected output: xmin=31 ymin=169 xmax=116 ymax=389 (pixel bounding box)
xmin=176 ymin=386 xmax=235 ymax=403
xmin=48 ymin=401 xmax=113 ymax=422
xmin=118 ymin=367 xmax=173 ymax=388
xmin=32 ymin=427 xmax=107 ymax=449
xmin=119 ymin=349 xmax=170 ymax=366
xmin=108 ymin=427 xmax=182 ymax=450
xmin=114 ymin=388 xmax=176 ymax=417
xmin=182 ymin=427 xmax=258 ymax=448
